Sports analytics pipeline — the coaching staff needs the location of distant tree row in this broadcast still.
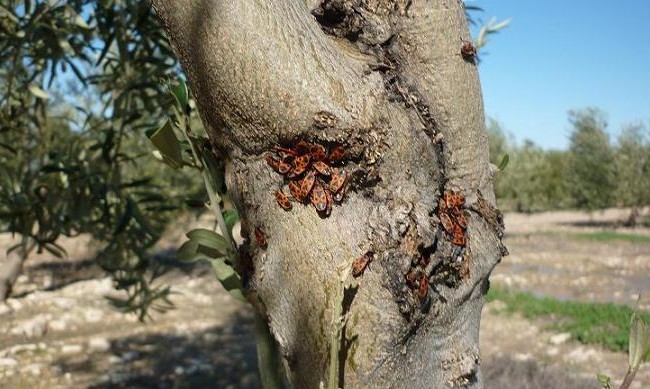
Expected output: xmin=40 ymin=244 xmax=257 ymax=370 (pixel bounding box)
xmin=488 ymin=108 xmax=650 ymax=224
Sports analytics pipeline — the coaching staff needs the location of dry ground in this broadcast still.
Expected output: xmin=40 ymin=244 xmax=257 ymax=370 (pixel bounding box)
xmin=1 ymin=209 xmax=649 ymax=388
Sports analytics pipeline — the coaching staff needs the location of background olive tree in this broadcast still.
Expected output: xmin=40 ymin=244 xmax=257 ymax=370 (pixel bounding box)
xmin=0 ymin=0 xmax=204 ymax=314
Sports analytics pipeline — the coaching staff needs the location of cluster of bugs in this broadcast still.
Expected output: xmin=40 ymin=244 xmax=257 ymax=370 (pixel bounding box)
xmin=266 ymin=140 xmax=348 ymax=217
xmin=437 ymin=191 xmax=468 ymax=247
xmin=404 ymin=256 xmax=432 ymax=310
xmin=404 ymin=268 xmax=429 ymax=306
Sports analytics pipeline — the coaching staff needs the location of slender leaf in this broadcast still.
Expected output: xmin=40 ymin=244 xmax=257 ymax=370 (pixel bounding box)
xmin=186 ymin=228 xmax=231 ymax=257
xmin=169 ymin=79 xmax=189 ymax=110
xmin=210 ymin=258 xmax=246 ymax=302
xmin=28 ymin=84 xmax=50 ymax=99
xmin=498 ymin=154 xmax=510 ymax=171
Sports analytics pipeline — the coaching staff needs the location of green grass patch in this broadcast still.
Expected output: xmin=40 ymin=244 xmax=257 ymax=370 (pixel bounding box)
xmin=568 ymin=231 xmax=650 ymax=243
xmin=486 ymin=287 xmax=650 ymax=352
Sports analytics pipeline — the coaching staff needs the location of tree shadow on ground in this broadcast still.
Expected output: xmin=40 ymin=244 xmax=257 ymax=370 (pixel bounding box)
xmin=15 ymin=248 xmax=204 ymax=299
xmin=483 ymin=355 xmax=598 ymax=389
xmin=558 ymin=220 xmax=624 ymax=229
xmin=55 ymin=310 xmax=260 ymax=389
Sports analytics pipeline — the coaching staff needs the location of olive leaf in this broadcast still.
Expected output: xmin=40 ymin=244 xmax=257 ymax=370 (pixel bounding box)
xmin=629 ymin=310 xmax=650 ymax=368
xmin=211 ymin=258 xmax=246 ymax=303
xmin=147 ymin=119 xmax=184 ymax=169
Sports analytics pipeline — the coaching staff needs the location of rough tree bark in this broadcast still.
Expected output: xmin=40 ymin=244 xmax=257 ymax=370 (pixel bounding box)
xmin=152 ymin=0 xmax=506 ymax=387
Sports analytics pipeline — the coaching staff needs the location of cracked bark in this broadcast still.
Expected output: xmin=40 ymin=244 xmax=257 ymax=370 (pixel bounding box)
xmin=151 ymin=0 xmax=504 ymax=387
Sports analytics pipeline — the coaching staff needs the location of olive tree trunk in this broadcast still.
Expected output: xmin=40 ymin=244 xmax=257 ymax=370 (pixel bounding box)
xmin=0 ymin=248 xmax=27 ymax=302
xmin=151 ymin=0 xmax=505 ymax=387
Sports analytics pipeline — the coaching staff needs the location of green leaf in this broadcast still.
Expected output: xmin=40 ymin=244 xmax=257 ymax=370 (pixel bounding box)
xmin=113 ymin=198 xmax=136 ymax=235
xmin=186 ymin=228 xmax=231 ymax=257
xmin=28 ymin=84 xmax=50 ymax=99
xmin=223 ymin=208 xmax=239 ymax=234
xmin=498 ymin=154 xmax=510 ymax=171
xmin=596 ymin=373 xmax=611 ymax=389
xmin=210 ymin=258 xmax=246 ymax=302
xmin=74 ymin=15 xmax=91 ymax=29
xmin=0 ymin=4 xmax=18 ymax=24
xmin=169 ymin=79 xmax=189 ymax=110
xmin=42 ymin=242 xmax=67 ymax=258
xmin=147 ymin=120 xmax=183 ymax=169
xmin=629 ymin=310 xmax=650 ymax=368
xmin=176 ymin=240 xmax=200 ymax=261
xmin=489 ymin=18 xmax=512 ymax=32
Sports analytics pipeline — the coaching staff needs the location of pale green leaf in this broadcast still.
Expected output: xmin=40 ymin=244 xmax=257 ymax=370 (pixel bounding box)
xmin=629 ymin=311 xmax=650 ymax=368
xmin=223 ymin=209 xmax=239 ymax=234
xmin=147 ymin=119 xmax=183 ymax=169
xmin=169 ymin=79 xmax=189 ymax=110
xmin=210 ymin=258 xmax=246 ymax=302
xmin=186 ymin=228 xmax=231 ymax=257
xmin=74 ymin=15 xmax=91 ymax=29
xmin=490 ymin=17 xmax=512 ymax=31
xmin=28 ymin=84 xmax=50 ymax=99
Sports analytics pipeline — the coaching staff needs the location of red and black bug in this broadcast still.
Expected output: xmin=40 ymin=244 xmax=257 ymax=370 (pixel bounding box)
xmin=291 ymin=154 xmax=311 ymax=177
xmin=329 ymin=169 xmax=347 ymax=194
xmin=294 ymin=140 xmax=311 ymax=154
xmin=405 ymin=270 xmax=419 ymax=288
xmin=310 ymin=144 xmax=327 ymax=161
xmin=451 ymin=224 xmax=467 ymax=247
xmin=455 ymin=211 xmax=468 ymax=229
xmin=332 ymin=188 xmax=345 ymax=203
xmin=323 ymin=187 xmax=332 ymax=216
xmin=312 ymin=160 xmax=331 ymax=176
xmin=417 ymin=274 xmax=429 ymax=301
xmin=265 ymin=155 xmax=291 ymax=175
xmin=299 ymin=170 xmax=316 ymax=201
xmin=310 ymin=182 xmax=328 ymax=213
xmin=275 ymin=189 xmax=292 ymax=211
xmin=352 ymin=252 xmax=373 ymax=278
xmin=254 ymin=226 xmax=267 ymax=249
xmin=439 ymin=212 xmax=455 ymax=234
xmin=288 ymin=181 xmax=303 ymax=202
xmin=328 ymin=145 xmax=345 ymax=163
xmin=460 ymin=40 xmax=477 ymax=62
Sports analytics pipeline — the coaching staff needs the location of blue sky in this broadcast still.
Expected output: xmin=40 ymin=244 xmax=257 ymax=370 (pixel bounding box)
xmin=471 ymin=0 xmax=650 ymax=150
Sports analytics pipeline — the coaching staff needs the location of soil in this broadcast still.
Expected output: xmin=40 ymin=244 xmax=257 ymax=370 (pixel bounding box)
xmin=1 ymin=209 xmax=649 ymax=388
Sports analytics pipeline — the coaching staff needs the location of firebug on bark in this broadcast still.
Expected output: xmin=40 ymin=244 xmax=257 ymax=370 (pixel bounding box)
xmin=310 ymin=144 xmax=327 ymax=161
xmin=275 ymin=189 xmax=292 ymax=211
xmin=312 ymin=160 xmax=331 ymax=176
xmin=328 ymin=145 xmax=345 ymax=163
xmin=299 ymin=170 xmax=316 ymax=201
xmin=417 ymin=274 xmax=429 ymax=300
xmin=440 ymin=212 xmax=455 ymax=234
xmin=310 ymin=182 xmax=328 ymax=212
xmin=254 ymin=226 xmax=267 ymax=249
xmin=329 ymin=169 xmax=347 ymax=194
xmin=288 ymin=181 xmax=303 ymax=202
xmin=352 ymin=252 xmax=373 ymax=278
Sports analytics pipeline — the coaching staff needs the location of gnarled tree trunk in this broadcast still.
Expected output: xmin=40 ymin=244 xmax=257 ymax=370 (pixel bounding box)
xmin=152 ymin=0 xmax=505 ymax=387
